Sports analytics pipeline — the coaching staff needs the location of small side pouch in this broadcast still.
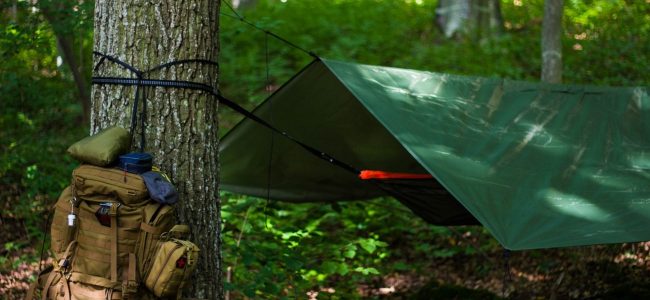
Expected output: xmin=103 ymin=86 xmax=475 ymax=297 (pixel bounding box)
xmin=144 ymin=225 xmax=200 ymax=298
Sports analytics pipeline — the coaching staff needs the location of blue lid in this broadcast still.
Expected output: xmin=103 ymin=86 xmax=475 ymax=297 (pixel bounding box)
xmin=117 ymin=152 xmax=153 ymax=174
xmin=119 ymin=152 xmax=153 ymax=163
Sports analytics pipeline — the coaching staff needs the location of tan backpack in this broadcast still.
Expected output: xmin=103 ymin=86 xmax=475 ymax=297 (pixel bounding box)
xmin=31 ymin=165 xmax=180 ymax=299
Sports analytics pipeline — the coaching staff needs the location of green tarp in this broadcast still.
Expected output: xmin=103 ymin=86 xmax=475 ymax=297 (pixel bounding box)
xmin=220 ymin=58 xmax=650 ymax=250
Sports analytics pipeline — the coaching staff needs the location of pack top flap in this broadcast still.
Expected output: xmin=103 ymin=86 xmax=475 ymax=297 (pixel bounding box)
xmin=73 ymin=164 xmax=150 ymax=206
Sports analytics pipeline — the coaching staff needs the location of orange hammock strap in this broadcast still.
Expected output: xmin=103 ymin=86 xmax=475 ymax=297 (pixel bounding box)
xmin=359 ymin=170 xmax=433 ymax=180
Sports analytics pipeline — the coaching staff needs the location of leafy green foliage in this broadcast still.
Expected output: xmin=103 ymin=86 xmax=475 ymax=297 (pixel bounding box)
xmin=223 ymin=194 xmax=392 ymax=298
xmin=221 ymin=192 xmax=498 ymax=298
xmin=0 ymin=1 xmax=88 ymax=255
xmin=219 ymin=0 xmax=649 ymax=126
xmin=562 ymin=0 xmax=650 ymax=86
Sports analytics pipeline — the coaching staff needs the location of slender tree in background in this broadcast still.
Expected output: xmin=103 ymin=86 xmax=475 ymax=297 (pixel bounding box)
xmin=232 ymin=0 xmax=257 ymax=9
xmin=39 ymin=0 xmax=91 ymax=124
xmin=541 ymin=0 xmax=564 ymax=83
xmin=10 ymin=0 xmax=17 ymax=22
xmin=435 ymin=0 xmax=503 ymax=40
xmin=91 ymin=1 xmax=222 ymax=299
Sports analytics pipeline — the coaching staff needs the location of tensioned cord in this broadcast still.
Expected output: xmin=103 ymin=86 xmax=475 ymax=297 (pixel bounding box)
xmin=91 ymin=52 xmax=360 ymax=176
xmin=264 ymin=32 xmax=275 ymax=223
xmin=220 ymin=0 xmax=318 ymax=59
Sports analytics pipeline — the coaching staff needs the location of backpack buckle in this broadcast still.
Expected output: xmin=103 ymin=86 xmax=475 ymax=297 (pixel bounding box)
xmin=95 ymin=202 xmax=121 ymax=227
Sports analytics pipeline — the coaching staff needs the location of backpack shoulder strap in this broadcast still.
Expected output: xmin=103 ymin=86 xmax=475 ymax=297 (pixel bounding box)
xmin=40 ymin=270 xmax=62 ymax=300
xmin=24 ymin=265 xmax=53 ymax=300
xmin=122 ymin=253 xmax=138 ymax=299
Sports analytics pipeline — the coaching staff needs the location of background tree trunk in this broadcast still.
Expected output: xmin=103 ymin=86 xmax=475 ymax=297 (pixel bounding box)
xmin=10 ymin=0 xmax=17 ymax=22
xmin=541 ymin=0 xmax=563 ymax=83
xmin=40 ymin=0 xmax=91 ymax=124
xmin=232 ymin=0 xmax=257 ymax=9
xmin=91 ymin=1 xmax=222 ymax=299
xmin=435 ymin=0 xmax=503 ymax=40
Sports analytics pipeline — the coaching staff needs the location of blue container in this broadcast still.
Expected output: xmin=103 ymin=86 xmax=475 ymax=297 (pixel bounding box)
xmin=117 ymin=152 xmax=153 ymax=174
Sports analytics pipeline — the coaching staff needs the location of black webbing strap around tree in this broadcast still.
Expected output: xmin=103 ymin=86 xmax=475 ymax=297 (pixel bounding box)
xmin=91 ymin=52 xmax=360 ymax=175
xmin=93 ymin=51 xmax=220 ymax=152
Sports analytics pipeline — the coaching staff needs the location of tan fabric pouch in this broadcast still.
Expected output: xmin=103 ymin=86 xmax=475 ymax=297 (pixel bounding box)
xmin=144 ymin=225 xmax=200 ymax=298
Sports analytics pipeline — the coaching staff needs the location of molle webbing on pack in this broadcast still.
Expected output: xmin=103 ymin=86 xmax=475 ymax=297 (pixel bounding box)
xmin=137 ymin=203 xmax=175 ymax=278
xmin=50 ymin=187 xmax=76 ymax=260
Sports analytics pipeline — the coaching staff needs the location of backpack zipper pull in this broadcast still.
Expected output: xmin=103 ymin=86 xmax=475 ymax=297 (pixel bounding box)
xmin=61 ymin=258 xmax=70 ymax=269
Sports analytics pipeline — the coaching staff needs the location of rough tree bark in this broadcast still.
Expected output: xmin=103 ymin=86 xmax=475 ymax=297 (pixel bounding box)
xmin=541 ymin=0 xmax=563 ymax=83
xmin=91 ymin=1 xmax=222 ymax=299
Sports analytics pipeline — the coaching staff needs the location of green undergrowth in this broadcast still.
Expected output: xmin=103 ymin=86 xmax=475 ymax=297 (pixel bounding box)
xmin=221 ymin=192 xmax=499 ymax=299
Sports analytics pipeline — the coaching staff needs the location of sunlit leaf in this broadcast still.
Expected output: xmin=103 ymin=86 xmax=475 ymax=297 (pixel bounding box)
xmin=358 ymin=238 xmax=377 ymax=254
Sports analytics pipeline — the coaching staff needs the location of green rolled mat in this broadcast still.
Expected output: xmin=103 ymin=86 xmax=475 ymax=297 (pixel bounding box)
xmin=67 ymin=126 xmax=132 ymax=166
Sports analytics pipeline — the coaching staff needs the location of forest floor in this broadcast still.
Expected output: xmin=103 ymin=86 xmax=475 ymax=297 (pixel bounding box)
xmin=360 ymin=242 xmax=650 ymax=299
xmin=3 ymin=214 xmax=650 ymax=300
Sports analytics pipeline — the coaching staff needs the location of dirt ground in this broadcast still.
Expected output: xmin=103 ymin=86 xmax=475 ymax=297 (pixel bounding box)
xmin=3 ymin=213 xmax=650 ymax=299
xmin=358 ymin=242 xmax=650 ymax=299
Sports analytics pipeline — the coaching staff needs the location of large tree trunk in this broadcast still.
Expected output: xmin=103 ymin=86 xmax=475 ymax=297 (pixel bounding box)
xmin=91 ymin=1 xmax=222 ymax=299
xmin=541 ymin=0 xmax=564 ymax=83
